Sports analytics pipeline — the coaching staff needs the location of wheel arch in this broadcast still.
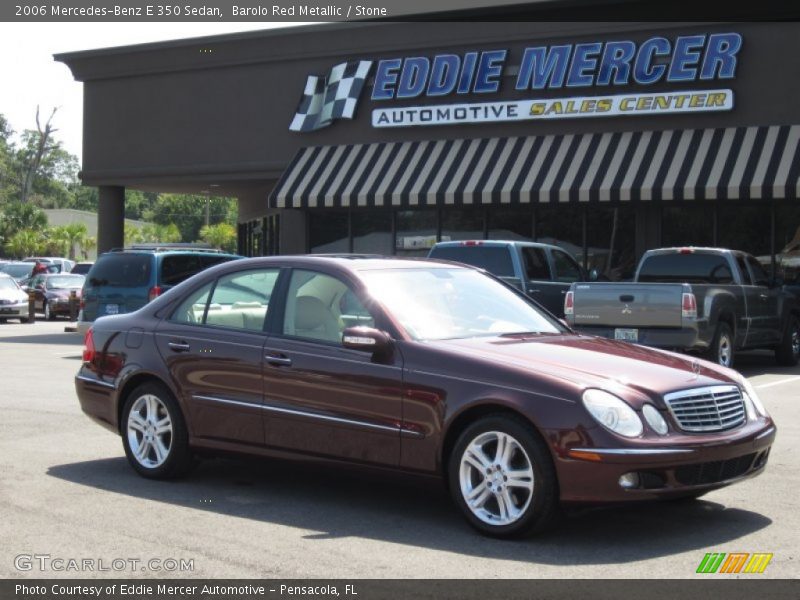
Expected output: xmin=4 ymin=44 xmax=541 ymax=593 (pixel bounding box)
xmin=440 ymin=402 xmax=556 ymax=483
xmin=116 ymin=371 xmax=180 ymax=434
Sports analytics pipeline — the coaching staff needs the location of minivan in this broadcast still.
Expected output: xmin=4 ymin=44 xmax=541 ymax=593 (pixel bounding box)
xmin=78 ymin=245 xmax=240 ymax=332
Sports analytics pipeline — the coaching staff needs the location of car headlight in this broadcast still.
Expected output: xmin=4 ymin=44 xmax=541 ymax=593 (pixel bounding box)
xmin=582 ymin=389 xmax=643 ymax=438
xmin=642 ymin=404 xmax=669 ymax=435
xmin=741 ymin=379 xmax=769 ymax=418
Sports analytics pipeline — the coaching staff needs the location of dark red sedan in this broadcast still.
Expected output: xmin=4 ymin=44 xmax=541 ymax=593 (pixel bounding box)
xmin=28 ymin=273 xmax=84 ymax=320
xmin=75 ymin=256 xmax=775 ymax=537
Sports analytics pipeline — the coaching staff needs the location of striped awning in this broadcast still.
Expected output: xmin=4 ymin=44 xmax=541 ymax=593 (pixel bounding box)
xmin=269 ymin=124 xmax=800 ymax=208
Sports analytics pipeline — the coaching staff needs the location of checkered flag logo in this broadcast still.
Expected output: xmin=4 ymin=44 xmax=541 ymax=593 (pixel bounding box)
xmin=290 ymin=60 xmax=372 ymax=132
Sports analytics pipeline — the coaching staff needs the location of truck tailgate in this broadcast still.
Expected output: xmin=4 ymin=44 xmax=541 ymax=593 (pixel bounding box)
xmin=572 ymin=283 xmax=685 ymax=328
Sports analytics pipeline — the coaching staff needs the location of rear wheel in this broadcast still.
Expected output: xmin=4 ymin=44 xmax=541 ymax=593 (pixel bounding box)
xmin=121 ymin=382 xmax=193 ymax=479
xmin=775 ymin=315 xmax=800 ymax=366
xmin=708 ymin=323 xmax=734 ymax=368
xmin=448 ymin=414 xmax=559 ymax=538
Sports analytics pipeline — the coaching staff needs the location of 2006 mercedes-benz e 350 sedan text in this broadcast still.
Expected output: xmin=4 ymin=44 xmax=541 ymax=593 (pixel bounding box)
xmin=75 ymin=256 xmax=775 ymax=537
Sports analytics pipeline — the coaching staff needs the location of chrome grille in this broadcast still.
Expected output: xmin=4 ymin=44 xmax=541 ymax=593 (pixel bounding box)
xmin=663 ymin=385 xmax=746 ymax=432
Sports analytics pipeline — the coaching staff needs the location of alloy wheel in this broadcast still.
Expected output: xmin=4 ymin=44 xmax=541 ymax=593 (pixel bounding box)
xmin=458 ymin=431 xmax=535 ymax=526
xmin=126 ymin=394 xmax=173 ymax=468
xmin=717 ymin=334 xmax=732 ymax=367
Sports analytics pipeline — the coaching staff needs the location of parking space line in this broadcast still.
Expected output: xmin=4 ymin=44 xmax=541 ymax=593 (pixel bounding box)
xmin=754 ymin=376 xmax=800 ymax=390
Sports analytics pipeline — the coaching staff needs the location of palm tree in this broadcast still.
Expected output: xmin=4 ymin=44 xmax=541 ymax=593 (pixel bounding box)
xmin=199 ymin=223 xmax=236 ymax=253
xmin=62 ymin=222 xmax=88 ymax=260
xmin=5 ymin=230 xmax=44 ymax=258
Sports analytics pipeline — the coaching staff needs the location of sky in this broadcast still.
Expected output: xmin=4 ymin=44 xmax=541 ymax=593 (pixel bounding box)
xmin=0 ymin=23 xmax=307 ymax=161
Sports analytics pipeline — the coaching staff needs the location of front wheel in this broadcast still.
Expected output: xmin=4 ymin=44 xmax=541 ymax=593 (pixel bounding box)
xmin=708 ymin=323 xmax=734 ymax=368
xmin=121 ymin=382 xmax=193 ymax=479
xmin=775 ymin=315 xmax=800 ymax=366
xmin=448 ymin=415 xmax=559 ymax=538
xmin=44 ymin=301 xmax=55 ymax=321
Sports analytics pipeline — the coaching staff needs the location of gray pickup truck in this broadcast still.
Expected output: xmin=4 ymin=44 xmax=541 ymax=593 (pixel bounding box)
xmin=428 ymin=240 xmax=588 ymax=317
xmin=565 ymin=247 xmax=800 ymax=367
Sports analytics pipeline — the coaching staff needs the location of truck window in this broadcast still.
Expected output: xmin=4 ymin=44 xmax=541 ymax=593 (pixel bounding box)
xmin=428 ymin=246 xmax=515 ymax=277
xmin=552 ymin=250 xmax=582 ymax=283
xmin=521 ymin=247 xmax=550 ymax=280
xmin=746 ymin=255 xmax=770 ymax=286
xmin=735 ymin=255 xmax=752 ymax=285
xmin=638 ymin=253 xmax=734 ymax=284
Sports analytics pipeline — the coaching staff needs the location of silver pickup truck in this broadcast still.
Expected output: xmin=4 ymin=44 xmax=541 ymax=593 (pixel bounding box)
xmin=565 ymin=247 xmax=800 ymax=368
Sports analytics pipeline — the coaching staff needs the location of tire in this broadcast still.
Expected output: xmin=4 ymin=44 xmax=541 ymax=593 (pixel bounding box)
xmin=0 ymin=318 xmax=6 ymax=324
xmin=19 ymin=317 xmax=30 ymax=324
xmin=775 ymin=315 xmax=800 ymax=367
xmin=708 ymin=323 xmax=734 ymax=368
xmin=121 ymin=381 xmax=193 ymax=479
xmin=448 ymin=414 xmax=560 ymax=538
xmin=44 ymin=301 xmax=55 ymax=321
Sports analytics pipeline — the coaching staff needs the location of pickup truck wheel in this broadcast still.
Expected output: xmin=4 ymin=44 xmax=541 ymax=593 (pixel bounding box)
xmin=775 ymin=316 xmax=800 ymax=367
xmin=708 ymin=323 xmax=734 ymax=368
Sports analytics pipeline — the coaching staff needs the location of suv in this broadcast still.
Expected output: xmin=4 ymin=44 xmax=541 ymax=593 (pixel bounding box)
xmin=428 ymin=240 xmax=590 ymax=316
xmin=78 ymin=245 xmax=240 ymax=333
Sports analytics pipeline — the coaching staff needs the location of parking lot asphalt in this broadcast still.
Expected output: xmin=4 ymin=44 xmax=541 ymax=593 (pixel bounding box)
xmin=0 ymin=319 xmax=797 ymax=579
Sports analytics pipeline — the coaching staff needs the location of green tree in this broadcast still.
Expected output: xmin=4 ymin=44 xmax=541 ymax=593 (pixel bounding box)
xmin=5 ymin=229 xmax=44 ymax=258
xmin=199 ymin=223 xmax=237 ymax=253
xmin=148 ymin=194 xmax=237 ymax=243
xmin=47 ymin=222 xmax=89 ymax=260
xmin=0 ymin=114 xmax=17 ymax=206
xmin=126 ymin=222 xmax=181 ymax=244
xmin=0 ymin=202 xmax=48 ymax=252
xmin=42 ymin=225 xmax=71 ymax=257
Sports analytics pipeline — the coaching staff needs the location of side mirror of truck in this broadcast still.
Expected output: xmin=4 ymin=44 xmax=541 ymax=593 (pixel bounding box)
xmin=588 ymin=269 xmax=599 ymax=282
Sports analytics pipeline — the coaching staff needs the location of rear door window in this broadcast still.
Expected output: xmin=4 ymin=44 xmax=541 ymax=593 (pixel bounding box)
xmin=551 ymin=250 xmax=583 ymax=283
xmin=87 ymin=254 xmax=152 ymax=287
xmin=521 ymin=247 xmax=550 ymax=280
xmin=160 ymin=255 xmax=202 ymax=286
xmin=429 ymin=246 xmax=515 ymax=277
xmin=205 ymin=269 xmax=279 ymax=332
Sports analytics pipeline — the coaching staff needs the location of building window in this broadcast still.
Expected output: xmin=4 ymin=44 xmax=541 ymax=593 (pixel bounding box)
xmin=661 ymin=206 xmax=714 ymax=248
xmin=309 ymin=210 xmax=349 ymax=253
xmin=585 ymin=206 xmax=636 ymax=281
xmin=353 ymin=210 xmax=393 ymax=255
xmin=441 ymin=209 xmax=485 ymax=242
xmin=717 ymin=205 xmax=772 ymax=258
xmin=775 ymin=205 xmax=800 ymax=283
xmin=396 ymin=210 xmax=437 ymax=256
xmin=536 ymin=206 xmax=585 ymax=267
xmin=488 ymin=207 xmax=533 ymax=241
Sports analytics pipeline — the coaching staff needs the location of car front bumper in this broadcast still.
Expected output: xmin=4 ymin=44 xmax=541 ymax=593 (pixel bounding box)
xmin=555 ymin=422 xmax=776 ymax=503
xmin=0 ymin=302 xmax=29 ymax=318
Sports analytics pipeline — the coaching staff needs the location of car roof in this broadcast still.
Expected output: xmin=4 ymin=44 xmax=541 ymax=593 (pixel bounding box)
xmin=223 ymin=254 xmax=466 ymax=273
xmin=432 ymin=239 xmax=562 ymax=251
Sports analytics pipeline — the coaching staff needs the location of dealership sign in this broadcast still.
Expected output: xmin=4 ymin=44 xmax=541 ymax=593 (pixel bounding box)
xmin=290 ymin=33 xmax=741 ymax=132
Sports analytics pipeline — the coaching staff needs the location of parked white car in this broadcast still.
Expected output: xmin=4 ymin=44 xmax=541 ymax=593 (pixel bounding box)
xmin=0 ymin=274 xmax=31 ymax=323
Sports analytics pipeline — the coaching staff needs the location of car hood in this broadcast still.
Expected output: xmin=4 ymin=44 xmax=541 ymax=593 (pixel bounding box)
xmin=0 ymin=289 xmax=27 ymax=302
xmin=47 ymin=288 xmax=82 ymax=298
xmin=427 ymin=333 xmax=739 ymax=405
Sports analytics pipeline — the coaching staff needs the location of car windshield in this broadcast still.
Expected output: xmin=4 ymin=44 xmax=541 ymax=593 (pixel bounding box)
xmin=46 ymin=275 xmax=84 ymax=289
xmin=0 ymin=277 xmax=18 ymax=290
xmin=1 ymin=264 xmax=33 ymax=278
xmin=360 ymin=267 xmax=563 ymax=341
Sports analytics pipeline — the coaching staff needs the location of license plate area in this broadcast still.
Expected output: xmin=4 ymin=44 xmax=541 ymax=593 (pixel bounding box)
xmin=614 ymin=328 xmax=638 ymax=342
xmin=103 ymin=304 xmax=119 ymax=315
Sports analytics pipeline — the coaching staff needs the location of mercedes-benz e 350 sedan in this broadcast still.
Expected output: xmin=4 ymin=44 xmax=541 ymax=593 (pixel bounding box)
xmin=75 ymin=256 xmax=775 ymax=537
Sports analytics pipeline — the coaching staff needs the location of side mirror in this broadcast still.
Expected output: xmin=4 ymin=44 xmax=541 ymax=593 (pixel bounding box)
xmin=588 ymin=269 xmax=599 ymax=282
xmin=342 ymin=326 xmax=392 ymax=355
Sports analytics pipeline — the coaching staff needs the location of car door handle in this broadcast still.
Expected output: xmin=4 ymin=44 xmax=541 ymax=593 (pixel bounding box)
xmin=759 ymin=294 xmax=768 ymax=300
xmin=528 ymin=289 xmax=540 ymax=294
xmin=265 ymin=353 xmax=292 ymax=367
xmin=167 ymin=341 xmax=191 ymax=353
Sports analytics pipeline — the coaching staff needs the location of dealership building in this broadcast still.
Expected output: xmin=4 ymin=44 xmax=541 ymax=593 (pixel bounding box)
xmin=56 ymin=21 xmax=800 ymax=280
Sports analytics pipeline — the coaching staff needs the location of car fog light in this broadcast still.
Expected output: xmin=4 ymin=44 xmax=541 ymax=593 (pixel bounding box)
xmin=642 ymin=404 xmax=668 ymax=435
xmin=619 ymin=473 xmax=640 ymax=489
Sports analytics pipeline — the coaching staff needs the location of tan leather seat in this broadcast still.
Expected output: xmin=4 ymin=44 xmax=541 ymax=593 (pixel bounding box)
xmin=294 ymin=296 xmax=341 ymax=342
